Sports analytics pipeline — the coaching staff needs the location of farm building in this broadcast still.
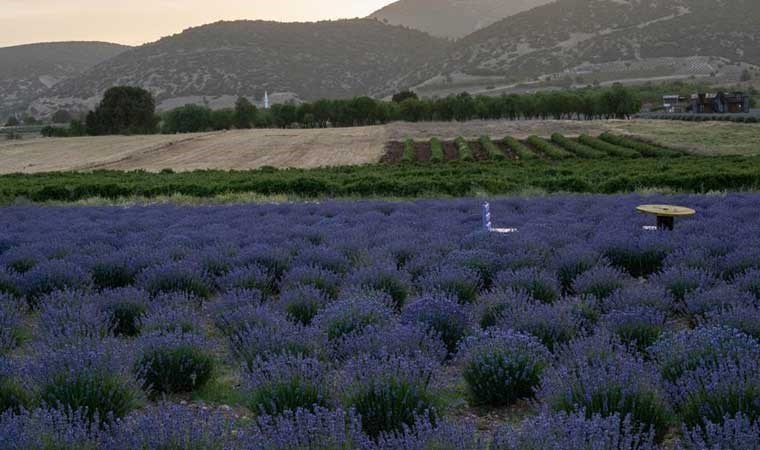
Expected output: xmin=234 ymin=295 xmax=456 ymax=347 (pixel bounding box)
xmin=690 ymin=92 xmax=750 ymax=114
xmin=662 ymin=95 xmax=689 ymax=113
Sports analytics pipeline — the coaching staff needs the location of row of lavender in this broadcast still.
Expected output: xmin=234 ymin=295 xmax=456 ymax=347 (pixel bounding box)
xmin=0 ymin=195 xmax=759 ymax=448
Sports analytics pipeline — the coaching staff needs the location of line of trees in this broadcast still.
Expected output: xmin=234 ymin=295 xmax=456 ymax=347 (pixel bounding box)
xmin=44 ymin=84 xmax=643 ymax=138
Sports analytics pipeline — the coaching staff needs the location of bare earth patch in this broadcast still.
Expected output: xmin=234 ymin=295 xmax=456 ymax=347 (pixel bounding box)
xmin=0 ymin=120 xmax=755 ymax=173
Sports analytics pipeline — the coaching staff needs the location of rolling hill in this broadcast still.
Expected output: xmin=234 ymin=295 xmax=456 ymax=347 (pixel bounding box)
xmin=28 ymin=20 xmax=448 ymax=117
xmin=382 ymin=0 xmax=760 ymax=95
xmin=0 ymin=41 xmax=128 ymax=120
xmin=369 ymin=0 xmax=553 ymax=39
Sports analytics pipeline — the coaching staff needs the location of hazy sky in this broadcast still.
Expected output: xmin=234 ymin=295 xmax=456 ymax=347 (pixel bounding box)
xmin=0 ymin=0 xmax=394 ymax=47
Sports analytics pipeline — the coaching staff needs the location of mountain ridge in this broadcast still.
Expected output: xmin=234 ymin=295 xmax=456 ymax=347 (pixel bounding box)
xmin=27 ymin=19 xmax=448 ymax=117
xmin=0 ymin=41 xmax=129 ymax=119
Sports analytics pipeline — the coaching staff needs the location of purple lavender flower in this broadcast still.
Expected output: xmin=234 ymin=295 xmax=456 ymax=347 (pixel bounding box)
xmin=281 ymin=265 xmax=342 ymax=299
xmin=242 ymin=353 xmax=327 ymax=415
xmin=601 ymin=306 xmax=670 ymax=352
xmin=292 ymin=246 xmax=350 ymax=275
xmin=370 ymin=417 xmax=487 ymax=450
xmin=230 ymin=306 xmax=324 ymax=364
xmin=219 ymin=264 xmax=277 ymax=298
xmin=673 ymin=358 xmax=760 ymax=428
xmin=135 ymin=331 xmax=216 ymax=397
xmin=572 ymin=265 xmax=628 ymax=300
xmin=88 ymin=250 xmax=156 ymax=289
xmin=0 ymin=295 xmax=22 ymax=353
xmin=474 ymin=288 xmax=532 ymax=329
xmin=338 ymin=353 xmax=440 ymax=438
xmin=651 ymin=266 xmax=716 ymax=302
xmin=137 ymin=261 xmax=212 ymax=299
xmin=492 ymin=411 xmax=658 ymax=450
xmin=98 ymin=287 xmax=151 ymax=337
xmin=0 ymin=245 xmax=45 ymax=274
xmin=23 ymin=338 xmax=141 ymax=423
xmin=601 ymin=235 xmax=672 ymax=278
xmin=239 ymin=406 xmax=367 ymax=449
xmin=550 ymin=245 xmax=602 ymax=294
xmin=702 ymin=302 xmax=760 ymax=340
xmin=0 ymin=268 xmax=20 ymax=297
xmin=105 ymin=402 xmax=237 ymax=450
xmin=539 ymin=335 xmax=672 ymax=439
xmin=457 ymin=328 xmax=551 ymax=406
xmin=606 ymin=284 xmax=674 ymax=315
xmin=279 ymin=284 xmax=332 ymax=325
xmin=37 ymin=290 xmax=112 ymax=344
xmin=718 ymin=246 xmax=760 ymax=279
xmin=496 ymin=297 xmax=582 ymax=351
xmin=649 ymin=326 xmax=760 ymax=383
xmin=331 ymin=323 xmax=448 ymax=363
xmin=401 ymin=294 xmax=471 ymax=354
xmin=419 ymin=264 xmax=484 ymax=305
xmin=493 ymin=267 xmax=560 ymax=304
xmin=677 ymin=413 xmax=760 ymax=450
xmin=0 ymin=408 xmax=104 ymax=450
xmin=20 ymin=260 xmax=92 ymax=305
xmin=237 ymin=244 xmax=292 ymax=280
xmin=142 ymin=293 xmax=205 ymax=335
xmin=685 ymin=284 xmax=755 ymax=320
xmin=346 ymin=264 xmax=411 ymax=310
xmin=732 ymin=268 xmax=760 ymax=300
xmin=312 ymin=295 xmax=396 ymax=341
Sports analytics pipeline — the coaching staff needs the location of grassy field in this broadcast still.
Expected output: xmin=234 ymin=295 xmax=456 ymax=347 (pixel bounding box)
xmin=1 ymin=120 xmax=757 ymax=174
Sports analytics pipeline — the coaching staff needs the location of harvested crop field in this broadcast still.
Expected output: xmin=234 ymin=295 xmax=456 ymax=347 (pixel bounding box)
xmin=0 ymin=120 xmax=756 ymax=174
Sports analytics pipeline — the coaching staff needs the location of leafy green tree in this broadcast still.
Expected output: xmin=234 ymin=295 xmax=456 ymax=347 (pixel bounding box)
xmin=52 ymin=110 xmax=73 ymax=124
xmin=271 ymin=103 xmax=298 ymax=128
xmin=162 ymin=104 xmax=212 ymax=134
xmin=210 ymin=109 xmax=234 ymax=130
xmin=69 ymin=120 xmax=86 ymax=137
xmin=21 ymin=115 xmax=40 ymax=125
xmin=89 ymin=86 xmax=157 ymax=135
xmin=234 ymin=97 xmax=257 ymax=129
xmin=392 ymin=90 xmax=418 ymax=103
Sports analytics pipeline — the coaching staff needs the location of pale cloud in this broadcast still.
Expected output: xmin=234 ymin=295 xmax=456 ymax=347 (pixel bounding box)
xmin=0 ymin=0 xmax=393 ymax=47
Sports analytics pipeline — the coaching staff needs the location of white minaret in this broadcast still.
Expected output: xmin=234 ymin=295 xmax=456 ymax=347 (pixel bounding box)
xmin=264 ymin=91 xmax=270 ymax=109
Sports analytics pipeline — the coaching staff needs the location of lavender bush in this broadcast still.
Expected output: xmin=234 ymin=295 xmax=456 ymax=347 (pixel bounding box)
xmin=539 ymin=334 xmax=672 ymax=439
xmin=493 ymin=267 xmax=561 ymax=304
xmin=2 ymin=194 xmax=760 ymax=442
xmin=400 ymin=294 xmax=470 ymax=354
xmin=134 ymin=331 xmax=215 ymax=398
xmin=492 ymin=411 xmax=658 ymax=450
xmin=338 ymin=354 xmax=439 ymax=438
xmin=104 ymin=402 xmax=237 ymax=450
xmin=677 ymin=413 xmax=760 ymax=450
xmin=242 ymin=353 xmax=327 ymax=415
xmin=458 ymin=329 xmax=551 ymax=406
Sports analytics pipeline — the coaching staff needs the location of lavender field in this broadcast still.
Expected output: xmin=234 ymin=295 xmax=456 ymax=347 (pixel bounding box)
xmin=1 ymin=195 xmax=759 ymax=449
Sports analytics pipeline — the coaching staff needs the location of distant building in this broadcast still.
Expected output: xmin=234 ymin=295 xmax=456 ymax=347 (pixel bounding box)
xmin=662 ymin=95 xmax=689 ymax=113
xmin=690 ymin=92 xmax=750 ymax=114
